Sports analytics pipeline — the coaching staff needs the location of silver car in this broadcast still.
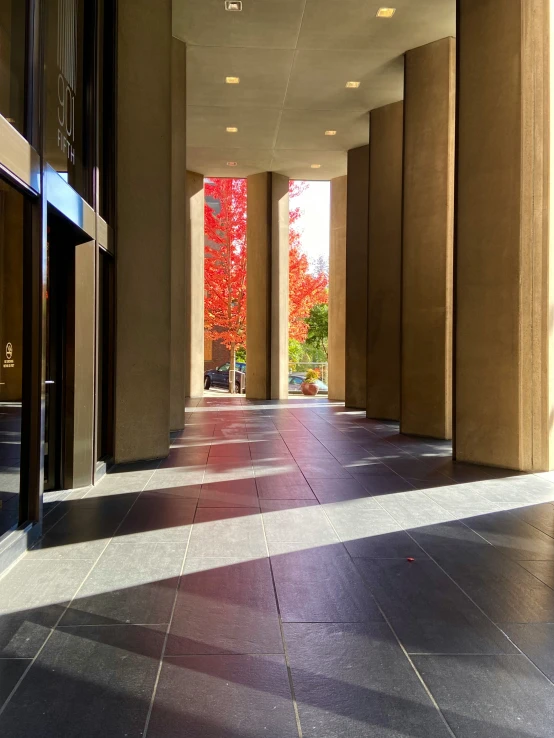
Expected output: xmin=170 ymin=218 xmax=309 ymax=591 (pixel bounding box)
xmin=288 ymin=373 xmax=328 ymax=394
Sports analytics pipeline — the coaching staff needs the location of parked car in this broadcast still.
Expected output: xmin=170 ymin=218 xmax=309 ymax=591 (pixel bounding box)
xmin=288 ymin=373 xmax=328 ymax=394
xmin=204 ymin=362 xmax=246 ymax=393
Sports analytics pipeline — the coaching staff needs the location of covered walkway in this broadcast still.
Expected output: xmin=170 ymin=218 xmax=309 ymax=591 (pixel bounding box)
xmin=1 ymin=397 xmax=554 ymax=737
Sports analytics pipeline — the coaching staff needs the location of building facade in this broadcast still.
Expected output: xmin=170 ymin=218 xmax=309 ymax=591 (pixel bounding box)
xmin=0 ymin=0 xmax=117 ymax=566
xmin=2 ymin=0 xmax=554 ymax=574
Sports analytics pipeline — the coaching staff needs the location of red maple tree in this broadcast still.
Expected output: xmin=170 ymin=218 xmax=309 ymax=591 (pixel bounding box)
xmin=204 ymin=177 xmax=247 ymax=373
xmin=204 ymin=177 xmax=329 ymax=372
xmin=289 ymin=181 xmax=329 ymax=343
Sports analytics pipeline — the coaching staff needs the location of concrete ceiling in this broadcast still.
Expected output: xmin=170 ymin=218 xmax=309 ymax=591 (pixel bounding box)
xmin=174 ymin=0 xmax=456 ymax=180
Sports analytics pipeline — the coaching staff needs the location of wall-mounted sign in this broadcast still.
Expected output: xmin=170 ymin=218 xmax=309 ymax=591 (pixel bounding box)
xmin=56 ymin=0 xmax=77 ymax=165
xmin=3 ymin=342 xmax=14 ymax=369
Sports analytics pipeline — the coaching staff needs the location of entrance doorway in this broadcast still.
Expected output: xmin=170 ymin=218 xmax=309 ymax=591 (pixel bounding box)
xmin=44 ymin=210 xmax=76 ymax=491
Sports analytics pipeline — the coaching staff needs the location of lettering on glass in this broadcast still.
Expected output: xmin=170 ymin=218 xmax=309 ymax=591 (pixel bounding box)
xmin=56 ymin=0 xmax=77 ymax=165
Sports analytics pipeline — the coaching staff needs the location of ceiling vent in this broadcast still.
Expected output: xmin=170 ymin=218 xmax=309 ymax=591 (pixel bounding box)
xmin=225 ymin=1 xmax=242 ymax=10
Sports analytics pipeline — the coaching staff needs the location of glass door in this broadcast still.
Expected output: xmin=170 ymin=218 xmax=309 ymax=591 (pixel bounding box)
xmin=44 ymin=212 xmax=75 ymax=491
xmin=0 ymin=180 xmax=25 ymax=535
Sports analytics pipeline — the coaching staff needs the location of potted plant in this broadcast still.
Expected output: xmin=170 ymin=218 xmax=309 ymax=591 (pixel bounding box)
xmin=301 ymin=368 xmax=320 ymax=396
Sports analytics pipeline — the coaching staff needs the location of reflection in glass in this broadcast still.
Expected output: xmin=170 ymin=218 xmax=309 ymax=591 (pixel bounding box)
xmin=0 ymin=1 xmax=27 ymax=135
xmin=0 ymin=180 xmax=23 ymax=537
xmin=45 ymin=0 xmax=92 ymax=202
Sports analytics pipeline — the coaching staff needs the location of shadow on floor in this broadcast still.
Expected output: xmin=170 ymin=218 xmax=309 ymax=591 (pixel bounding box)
xmin=2 ymin=404 xmax=554 ymax=737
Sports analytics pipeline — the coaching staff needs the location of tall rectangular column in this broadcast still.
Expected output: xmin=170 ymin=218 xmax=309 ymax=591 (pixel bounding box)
xmin=345 ymin=145 xmax=369 ymax=409
xmin=170 ymin=38 xmax=186 ymax=430
xmin=367 ymin=102 xmax=404 ymax=421
xmin=185 ymin=171 xmax=205 ymax=399
xmin=66 ymin=241 xmax=96 ymax=488
xmin=271 ymin=174 xmax=289 ymax=400
xmin=456 ymin=0 xmax=552 ymax=470
xmin=115 ymin=0 xmax=172 ymax=462
xmin=402 ymin=37 xmax=456 ymax=439
xmin=246 ymin=172 xmax=289 ymax=400
xmin=328 ymin=175 xmax=347 ymax=402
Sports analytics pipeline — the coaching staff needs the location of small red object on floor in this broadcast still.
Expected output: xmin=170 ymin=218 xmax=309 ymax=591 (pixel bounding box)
xmin=407 ymin=557 xmax=415 ymax=562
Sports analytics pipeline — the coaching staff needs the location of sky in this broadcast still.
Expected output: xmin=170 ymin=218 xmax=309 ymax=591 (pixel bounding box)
xmin=291 ymin=181 xmax=331 ymax=271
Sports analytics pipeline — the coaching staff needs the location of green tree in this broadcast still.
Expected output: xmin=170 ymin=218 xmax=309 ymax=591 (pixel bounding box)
xmin=303 ymin=342 xmax=328 ymax=365
xmin=288 ymin=338 xmax=303 ymax=368
xmin=305 ymin=304 xmax=328 ymax=359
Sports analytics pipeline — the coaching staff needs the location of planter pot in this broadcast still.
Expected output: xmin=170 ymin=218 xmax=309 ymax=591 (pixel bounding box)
xmin=301 ymin=382 xmax=319 ymax=396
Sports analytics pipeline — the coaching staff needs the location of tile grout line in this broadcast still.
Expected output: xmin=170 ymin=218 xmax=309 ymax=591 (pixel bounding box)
xmin=141 ymin=528 xmax=193 ymax=737
xmin=416 ymin=476 xmax=554 ymax=521
xmin=180 ymin=406 xmax=554 ymax=706
xmin=508 ymin=563 xmax=554 ymax=594
xmin=0 ymin=461 xmax=162 ymax=718
xmin=363 ymin=498 xmax=554 ymax=691
xmin=406 ymin=488 xmax=554 ymax=598
xmin=291 ymin=410 xmax=424 ymax=491
xmin=318 ymin=500 xmax=458 ymax=738
xmin=258 ymin=423 xmax=304 ymax=738
xmin=407 ymin=652 xmax=526 ymax=657
xmin=55 ymin=622 xmax=170 ymax=628
xmin=286 ymin=409 xmax=357 ymax=492
xmin=0 ymin=484 xmax=94 ymax=584
xmin=16 ymin=401 xmax=552 ymax=730
xmin=142 ymin=425 xmax=201 ymax=738
xmin=488 ymin=500 xmax=554 ymax=543
xmin=330 ymin=430 xmax=554 ymax=562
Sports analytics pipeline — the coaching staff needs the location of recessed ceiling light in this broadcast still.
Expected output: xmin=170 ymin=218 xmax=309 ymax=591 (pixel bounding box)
xmin=311 ymin=164 xmax=321 ymax=169
xmin=376 ymin=7 xmax=396 ymax=18
xmin=225 ymin=1 xmax=242 ymax=10
xmin=325 ymin=130 xmax=337 ymax=136
xmin=225 ymin=76 xmax=240 ymax=84
xmin=226 ymin=127 xmax=238 ymax=133
xmin=345 ymin=81 xmax=360 ymax=89
xmin=227 ymin=161 xmax=238 ymax=167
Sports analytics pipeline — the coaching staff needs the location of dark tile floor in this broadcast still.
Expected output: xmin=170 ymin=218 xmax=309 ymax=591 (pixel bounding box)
xmin=1 ymin=396 xmax=554 ymax=737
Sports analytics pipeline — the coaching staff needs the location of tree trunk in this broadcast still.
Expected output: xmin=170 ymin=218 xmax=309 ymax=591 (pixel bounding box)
xmin=229 ymin=342 xmax=236 ymax=394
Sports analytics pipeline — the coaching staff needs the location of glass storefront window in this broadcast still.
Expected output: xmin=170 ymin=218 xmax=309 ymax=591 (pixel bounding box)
xmin=45 ymin=0 xmax=93 ymax=203
xmin=0 ymin=1 xmax=27 ymax=136
xmin=0 ymin=179 xmax=24 ymax=537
